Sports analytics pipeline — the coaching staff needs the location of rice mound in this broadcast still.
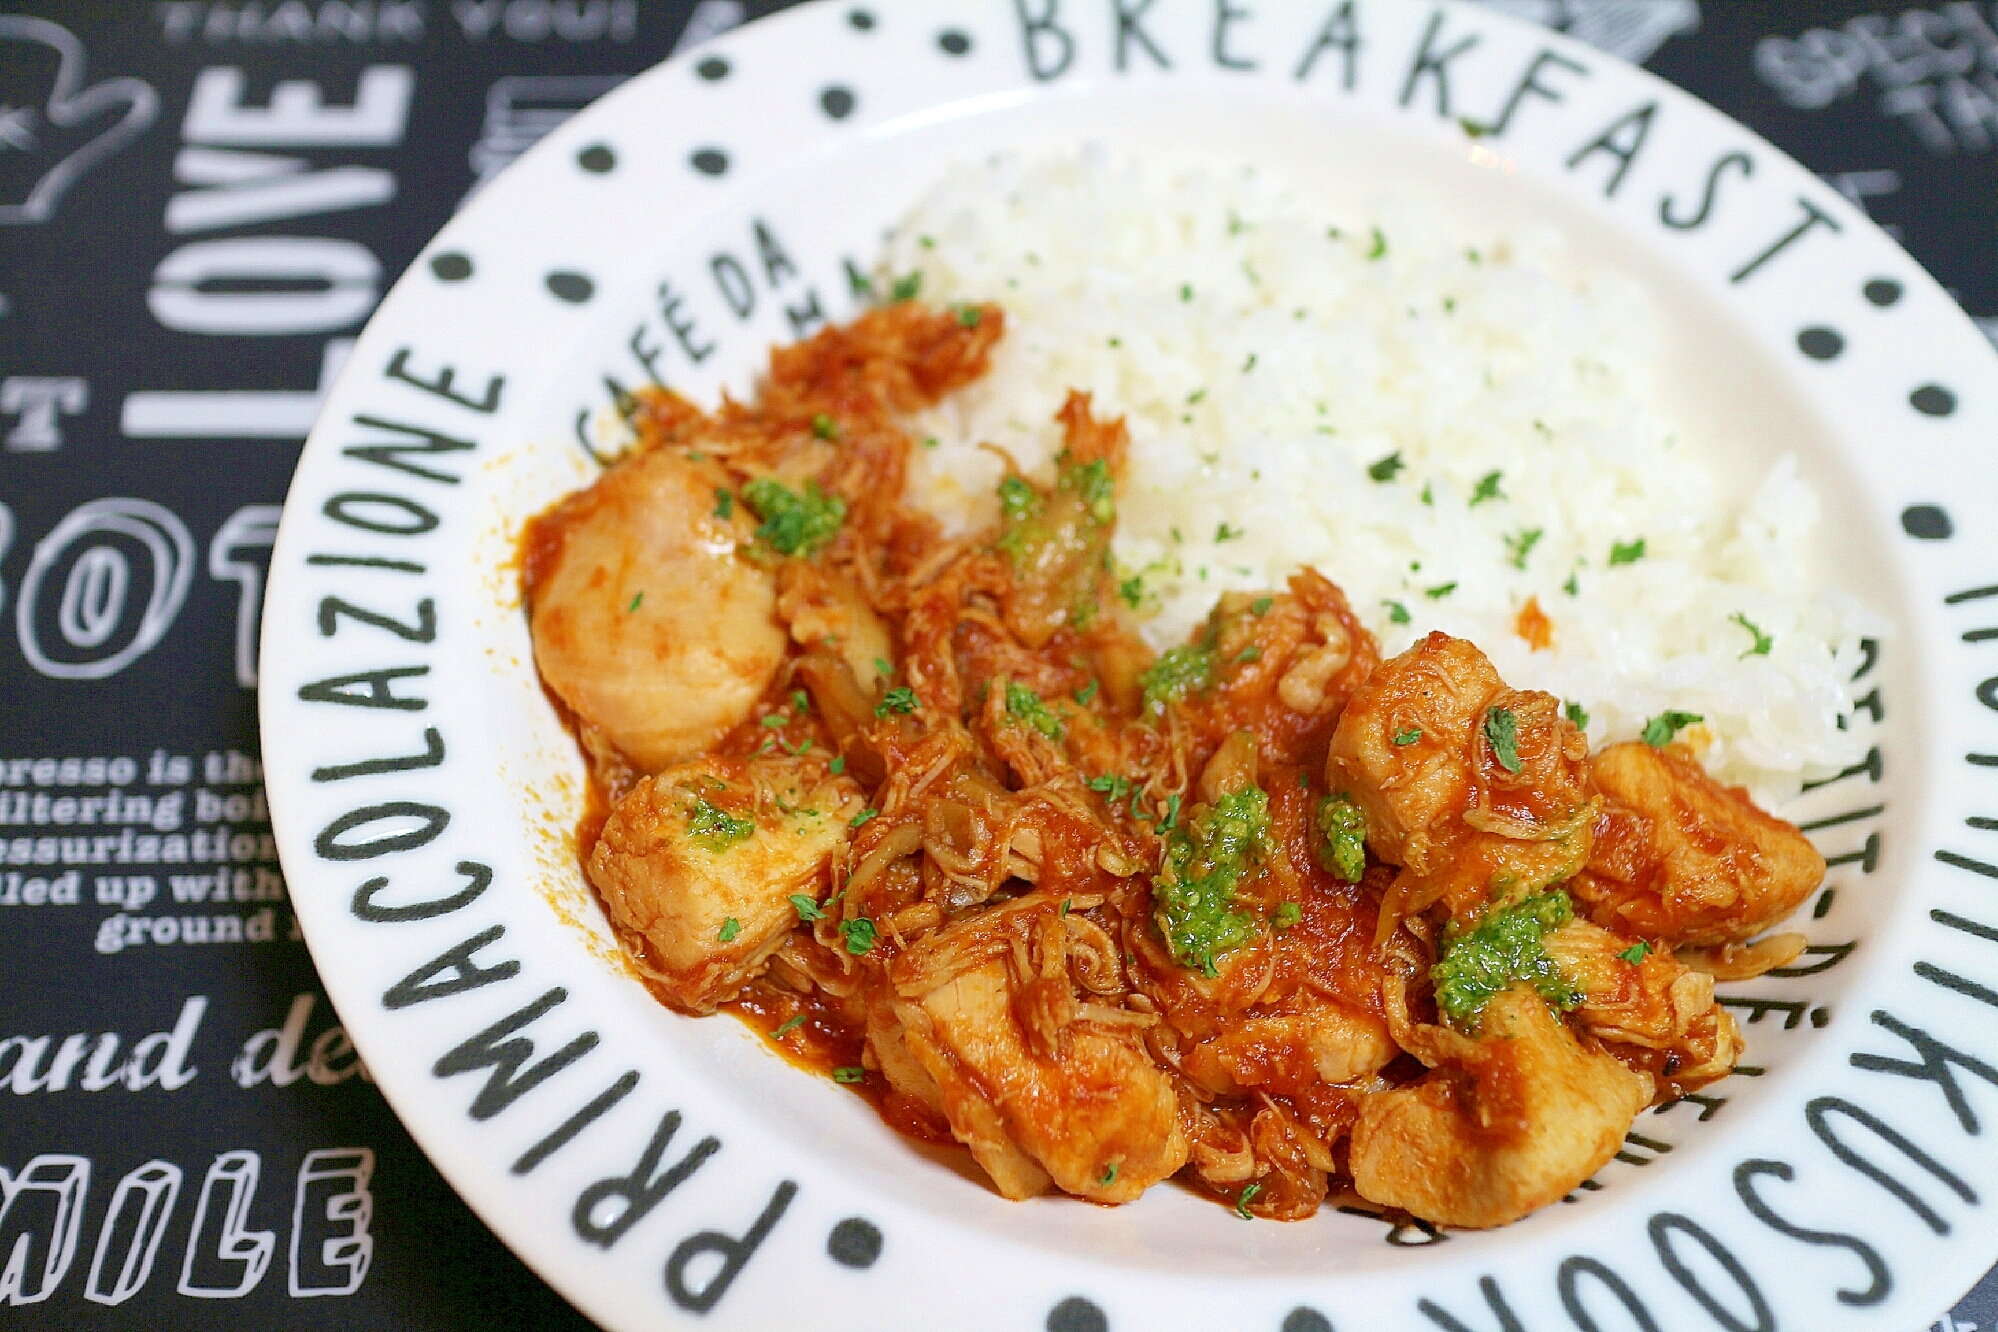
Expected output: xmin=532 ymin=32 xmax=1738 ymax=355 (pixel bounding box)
xmin=882 ymin=149 xmax=1881 ymax=803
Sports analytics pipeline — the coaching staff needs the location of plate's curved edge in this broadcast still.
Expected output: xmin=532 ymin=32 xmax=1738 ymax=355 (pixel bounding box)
xmin=257 ymin=2 xmax=1998 ymax=1330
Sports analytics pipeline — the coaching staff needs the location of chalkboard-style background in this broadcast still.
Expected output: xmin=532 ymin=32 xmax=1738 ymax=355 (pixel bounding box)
xmin=0 ymin=1 xmax=1990 ymax=1326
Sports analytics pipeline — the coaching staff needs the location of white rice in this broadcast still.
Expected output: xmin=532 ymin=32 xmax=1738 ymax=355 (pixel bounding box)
xmin=880 ymin=149 xmax=1883 ymax=803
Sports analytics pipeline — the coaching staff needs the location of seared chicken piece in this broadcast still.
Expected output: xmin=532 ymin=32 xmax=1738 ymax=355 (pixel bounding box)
xmin=1328 ymin=633 xmax=1594 ymax=925
xmin=1178 ymin=1002 xmax=1396 ymax=1098
xmin=1326 ymin=632 xmax=1500 ymax=874
xmin=589 ymin=756 xmax=863 ymax=1012
xmin=1349 ymin=986 xmax=1648 ymax=1228
xmin=890 ymin=904 xmax=1187 ymax=1202
xmin=1542 ymin=917 xmax=1742 ymax=1092
xmin=1574 ymin=741 xmax=1825 ymax=946
xmin=530 ymin=447 xmax=786 ymax=770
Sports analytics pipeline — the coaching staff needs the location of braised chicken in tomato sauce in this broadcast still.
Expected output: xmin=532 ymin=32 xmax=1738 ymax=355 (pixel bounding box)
xmin=522 ymin=301 xmax=1825 ymax=1228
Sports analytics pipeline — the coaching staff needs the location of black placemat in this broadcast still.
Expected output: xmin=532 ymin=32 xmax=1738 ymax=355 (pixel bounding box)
xmin=0 ymin=2 xmax=1990 ymax=1326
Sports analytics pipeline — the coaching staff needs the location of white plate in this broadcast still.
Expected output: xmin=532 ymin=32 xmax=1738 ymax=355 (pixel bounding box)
xmin=258 ymin=2 xmax=1998 ymax=1328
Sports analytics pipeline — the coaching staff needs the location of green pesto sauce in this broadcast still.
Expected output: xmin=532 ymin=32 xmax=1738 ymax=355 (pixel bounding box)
xmin=742 ymin=477 xmax=846 ymax=556
xmin=1139 ymin=645 xmax=1215 ymax=715
xmin=1155 ymin=787 xmax=1270 ymax=976
xmin=688 ymin=798 xmax=754 ymax=853
xmin=1315 ymin=795 xmax=1367 ymax=883
xmin=1005 ymin=682 xmax=1064 ymax=741
xmin=1431 ymin=889 xmax=1581 ymax=1029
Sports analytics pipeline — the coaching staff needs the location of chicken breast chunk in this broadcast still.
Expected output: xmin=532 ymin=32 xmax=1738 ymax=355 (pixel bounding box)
xmin=1542 ymin=917 xmax=1742 ymax=1091
xmin=1349 ymin=986 xmax=1648 ymax=1228
xmin=589 ymin=757 xmax=862 ymax=1012
xmin=1574 ymin=741 xmax=1825 ymax=945
xmin=891 ymin=904 xmax=1187 ymax=1202
xmin=1328 ymin=632 xmax=1594 ymax=923
xmin=530 ymin=447 xmax=787 ymax=771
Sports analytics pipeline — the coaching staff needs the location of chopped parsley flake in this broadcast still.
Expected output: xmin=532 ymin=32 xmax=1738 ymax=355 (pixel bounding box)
xmin=1731 ymin=612 xmax=1773 ymax=658
xmin=1642 ymin=710 xmax=1703 ymax=747
xmin=1426 ymin=582 xmax=1458 ymax=599
xmin=688 ymin=798 xmax=754 ymax=852
xmin=829 ymin=756 xmax=846 ymax=775
xmin=1421 ymin=481 xmax=1434 ymax=506
xmin=713 ymin=489 xmax=734 ymax=520
xmin=627 ymin=591 xmax=644 ymax=613
xmin=1273 ymin=901 xmax=1302 ymax=930
xmin=1484 ymin=707 xmax=1522 ymax=774
xmin=1564 ymin=700 xmax=1590 ymax=731
xmin=1505 ymin=527 xmax=1543 ymax=570
xmin=1075 ymin=679 xmax=1099 ymax=705
xmin=762 ymin=714 xmax=789 ymax=729
xmin=1316 ymin=796 xmax=1366 ymax=883
xmin=1139 ymin=645 xmax=1215 ymax=715
xmin=840 ymin=917 xmax=878 ymax=956
xmin=1235 ymin=645 xmax=1262 ymax=663
xmin=1393 ymin=728 xmax=1422 ymax=746
xmin=1006 ymin=682 xmax=1064 ymax=740
xmin=1469 ymin=471 xmax=1505 ymax=506
xmin=1180 ymin=283 xmax=1194 ymax=302
xmin=849 ymin=807 xmax=879 ymax=829
xmin=833 ymin=1065 xmax=866 ymax=1084
xmin=718 ymin=917 xmax=741 ymax=943
xmin=1215 ymin=522 xmax=1243 ymax=543
xmin=1187 ymin=388 xmax=1207 ymax=405
xmin=1100 ymin=1163 xmax=1119 ymax=1186
xmin=889 ymin=271 xmax=921 ymax=302
xmin=1609 ymin=538 xmax=1647 ymax=566
xmin=1088 ymin=773 xmax=1133 ymax=801
xmin=1366 ymin=227 xmax=1387 ymax=260
xmin=811 ymin=412 xmax=839 ymax=440
xmin=1432 ymin=890 xmax=1582 ymax=1029
xmin=1251 ymin=596 xmax=1274 ymax=617
xmin=1119 ymin=575 xmax=1145 ymax=609
xmin=1158 ymin=793 xmax=1182 ymax=832
xmin=1155 ymin=787 xmax=1270 ymax=976
xmin=1385 ymin=600 xmax=1412 ymax=625
xmin=773 ymin=1013 xmax=808 ymax=1038
xmin=922 ymin=436 xmax=939 ymax=449
xmin=1367 ymin=451 xmax=1405 ymax=483
xmin=874 ymin=657 xmax=894 ymax=679
xmin=1619 ymin=941 xmax=1650 ymax=965
xmin=742 ymin=477 xmax=846 ymax=556
xmin=1564 ymin=571 xmax=1580 ymax=596
xmin=875 ymin=687 xmax=919 ymax=717
xmin=955 ymin=303 xmax=981 ymax=327
xmin=790 ymin=894 xmax=825 ymax=922
xmin=1236 ymin=1183 xmax=1263 ymax=1219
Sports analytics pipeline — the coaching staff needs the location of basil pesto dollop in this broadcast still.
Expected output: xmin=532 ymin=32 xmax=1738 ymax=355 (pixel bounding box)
xmin=1154 ymin=786 xmax=1270 ymax=976
xmin=1430 ymin=890 xmax=1582 ymax=1029
xmin=1315 ymin=795 xmax=1366 ymax=883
